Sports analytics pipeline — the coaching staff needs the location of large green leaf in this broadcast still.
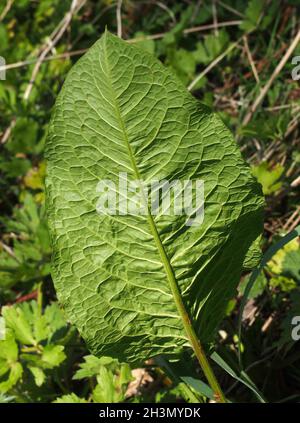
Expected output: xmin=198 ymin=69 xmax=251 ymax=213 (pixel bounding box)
xmin=45 ymin=31 xmax=264 ymax=363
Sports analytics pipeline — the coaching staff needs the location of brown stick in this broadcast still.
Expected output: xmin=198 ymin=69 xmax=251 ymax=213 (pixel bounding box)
xmin=242 ymin=29 xmax=300 ymax=126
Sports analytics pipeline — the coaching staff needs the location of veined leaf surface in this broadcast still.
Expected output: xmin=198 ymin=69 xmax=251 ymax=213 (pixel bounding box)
xmin=45 ymin=31 xmax=264 ymax=362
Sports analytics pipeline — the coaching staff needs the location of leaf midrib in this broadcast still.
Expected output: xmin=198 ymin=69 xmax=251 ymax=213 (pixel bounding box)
xmin=103 ymin=32 xmax=193 ymax=343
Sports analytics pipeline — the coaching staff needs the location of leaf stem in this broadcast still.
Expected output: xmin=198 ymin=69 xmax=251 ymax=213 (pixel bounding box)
xmin=147 ymin=214 xmax=226 ymax=403
xmin=182 ymin=312 xmax=227 ymax=403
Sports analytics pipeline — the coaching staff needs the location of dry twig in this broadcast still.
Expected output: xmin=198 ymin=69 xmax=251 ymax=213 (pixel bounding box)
xmin=188 ymin=36 xmax=243 ymax=91
xmin=243 ymin=35 xmax=260 ymax=83
xmin=1 ymin=0 xmax=87 ymax=144
xmin=0 ymin=0 xmax=14 ymax=22
xmin=0 ymin=21 xmax=242 ymax=74
xmin=242 ymin=29 xmax=300 ymax=126
xmin=116 ymin=0 xmax=123 ymax=39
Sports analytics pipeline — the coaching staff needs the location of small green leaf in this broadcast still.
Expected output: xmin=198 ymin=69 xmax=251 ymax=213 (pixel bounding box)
xmin=133 ymin=32 xmax=155 ymax=54
xmin=239 ymin=271 xmax=267 ymax=299
xmin=73 ymin=355 xmax=116 ymax=380
xmin=251 ymin=161 xmax=284 ymax=195
xmin=240 ymin=0 xmax=264 ymax=31
xmin=92 ymin=363 xmax=132 ymax=403
xmin=168 ymin=49 xmax=196 ymax=83
xmin=193 ymin=30 xmax=229 ymax=65
xmin=0 ymin=333 xmax=22 ymax=394
xmin=41 ymin=345 xmax=66 ymax=368
xmin=0 ymin=362 xmax=23 ymax=394
xmin=2 ymin=306 xmax=36 ymax=346
xmin=1 ymin=301 xmax=67 ymax=347
xmin=282 ymin=250 xmax=300 ymax=282
xmin=53 ymin=393 xmax=87 ymax=403
xmin=28 ymin=366 xmax=46 ymax=387
xmin=0 ymin=332 xmax=18 ymax=365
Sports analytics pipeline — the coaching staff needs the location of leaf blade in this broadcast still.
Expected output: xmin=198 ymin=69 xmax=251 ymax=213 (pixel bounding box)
xmin=45 ymin=32 xmax=264 ymax=362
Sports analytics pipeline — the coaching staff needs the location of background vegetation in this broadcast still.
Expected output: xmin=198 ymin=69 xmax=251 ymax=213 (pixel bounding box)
xmin=0 ymin=0 xmax=300 ymax=403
